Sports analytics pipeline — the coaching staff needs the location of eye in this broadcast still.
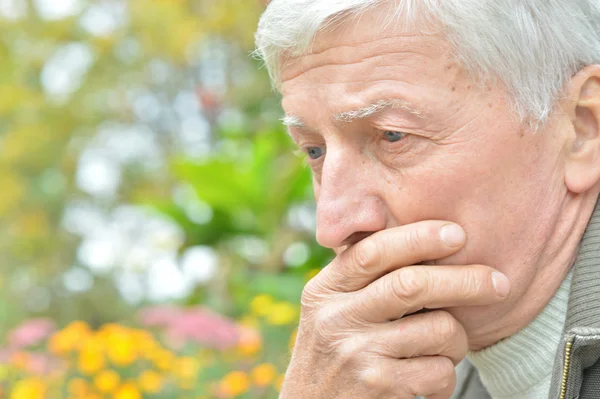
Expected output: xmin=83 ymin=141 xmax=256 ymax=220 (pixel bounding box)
xmin=383 ymin=131 xmax=407 ymax=143
xmin=306 ymin=146 xmax=325 ymax=160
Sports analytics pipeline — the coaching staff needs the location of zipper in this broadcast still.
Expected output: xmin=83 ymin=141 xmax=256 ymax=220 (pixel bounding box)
xmin=559 ymin=339 xmax=574 ymax=399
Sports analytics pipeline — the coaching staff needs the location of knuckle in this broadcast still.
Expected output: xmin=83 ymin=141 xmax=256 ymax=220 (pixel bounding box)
xmin=459 ymin=267 xmax=486 ymax=300
xmin=360 ymin=364 xmax=388 ymax=394
xmin=352 ymin=239 xmax=378 ymax=273
xmin=430 ymin=311 xmax=459 ymax=343
xmin=312 ymin=306 xmax=346 ymax=353
xmin=412 ymin=358 xmax=455 ymax=395
xmin=392 ymin=267 xmax=426 ymax=305
xmin=337 ymin=336 xmax=367 ymax=366
xmin=405 ymin=227 xmax=425 ymax=254
xmin=431 ymin=357 xmax=455 ymax=381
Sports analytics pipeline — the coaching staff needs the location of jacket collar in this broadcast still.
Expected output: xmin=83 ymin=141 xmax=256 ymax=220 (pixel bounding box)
xmin=564 ymin=197 xmax=600 ymax=331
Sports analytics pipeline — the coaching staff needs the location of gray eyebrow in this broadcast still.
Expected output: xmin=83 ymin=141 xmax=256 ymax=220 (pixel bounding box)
xmin=281 ymin=98 xmax=425 ymax=129
xmin=281 ymin=115 xmax=305 ymax=128
xmin=335 ymin=99 xmax=425 ymax=123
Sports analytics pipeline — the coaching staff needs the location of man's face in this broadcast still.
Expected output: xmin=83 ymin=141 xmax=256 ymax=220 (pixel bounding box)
xmin=279 ymin=9 xmax=570 ymax=344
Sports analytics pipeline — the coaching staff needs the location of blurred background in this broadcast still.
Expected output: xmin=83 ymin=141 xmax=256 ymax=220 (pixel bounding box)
xmin=0 ymin=0 xmax=332 ymax=398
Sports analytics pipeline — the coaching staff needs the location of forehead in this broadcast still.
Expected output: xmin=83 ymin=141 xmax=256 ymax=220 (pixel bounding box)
xmin=280 ymin=6 xmax=449 ymax=88
xmin=279 ymin=7 xmax=470 ymax=128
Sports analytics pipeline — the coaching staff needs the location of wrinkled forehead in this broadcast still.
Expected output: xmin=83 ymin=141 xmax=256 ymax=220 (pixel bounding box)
xmin=279 ymin=3 xmax=444 ymax=84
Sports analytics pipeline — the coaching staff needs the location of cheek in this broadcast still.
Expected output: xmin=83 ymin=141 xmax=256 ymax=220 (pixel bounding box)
xmin=382 ymin=124 xmax=556 ymax=266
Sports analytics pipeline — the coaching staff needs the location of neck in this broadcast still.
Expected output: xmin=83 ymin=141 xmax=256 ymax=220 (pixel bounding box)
xmin=467 ymin=189 xmax=599 ymax=351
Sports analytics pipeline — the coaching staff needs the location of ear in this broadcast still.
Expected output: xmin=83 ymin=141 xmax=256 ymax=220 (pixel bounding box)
xmin=565 ymin=65 xmax=600 ymax=194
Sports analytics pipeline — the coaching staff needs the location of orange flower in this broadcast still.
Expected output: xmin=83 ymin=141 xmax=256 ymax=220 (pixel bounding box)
xmin=9 ymin=351 xmax=30 ymax=369
xmin=113 ymin=382 xmax=142 ymax=399
xmin=236 ymin=328 xmax=262 ymax=357
xmin=67 ymin=378 xmax=89 ymax=397
xmin=251 ymin=363 xmax=278 ymax=387
xmin=219 ymin=371 xmax=250 ymax=397
xmin=138 ymin=370 xmax=163 ymax=394
xmin=94 ymin=370 xmax=120 ymax=393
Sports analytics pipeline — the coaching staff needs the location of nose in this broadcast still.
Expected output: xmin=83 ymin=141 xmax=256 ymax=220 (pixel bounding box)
xmin=315 ymin=149 xmax=387 ymax=249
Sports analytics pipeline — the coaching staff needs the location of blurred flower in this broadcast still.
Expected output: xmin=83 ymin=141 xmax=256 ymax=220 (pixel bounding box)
xmin=7 ymin=319 xmax=56 ymax=349
xmin=114 ymin=382 xmax=142 ymax=399
xmin=105 ymin=331 xmax=137 ymax=366
xmin=138 ymin=305 xmax=240 ymax=349
xmin=152 ymin=349 xmax=175 ymax=371
xmin=250 ymin=294 xmax=274 ymax=317
xmin=219 ymin=371 xmax=250 ymax=398
xmin=77 ymin=338 xmax=105 ymax=375
xmin=9 ymin=377 xmax=46 ymax=399
xmin=67 ymin=378 xmax=89 ymax=397
xmin=138 ymin=370 xmax=163 ymax=394
xmin=251 ymin=363 xmax=277 ymax=387
xmin=266 ymin=302 xmax=298 ymax=326
xmin=174 ymin=356 xmax=200 ymax=381
xmin=236 ymin=327 xmax=262 ymax=357
xmin=94 ymin=370 xmax=121 ymax=393
xmin=48 ymin=321 xmax=91 ymax=355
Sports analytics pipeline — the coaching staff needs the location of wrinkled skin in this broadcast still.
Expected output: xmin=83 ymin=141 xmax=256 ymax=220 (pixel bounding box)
xmin=276 ymin=5 xmax=600 ymax=399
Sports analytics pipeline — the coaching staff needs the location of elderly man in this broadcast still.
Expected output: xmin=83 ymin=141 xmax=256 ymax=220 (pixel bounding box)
xmin=255 ymin=1 xmax=600 ymax=398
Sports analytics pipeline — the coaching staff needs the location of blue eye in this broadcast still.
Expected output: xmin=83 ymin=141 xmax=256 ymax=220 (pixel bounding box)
xmin=306 ymin=147 xmax=324 ymax=160
xmin=383 ymin=131 xmax=407 ymax=142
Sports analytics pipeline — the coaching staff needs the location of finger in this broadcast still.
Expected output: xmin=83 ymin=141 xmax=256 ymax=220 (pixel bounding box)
xmin=363 ymin=310 xmax=468 ymax=366
xmin=320 ymin=221 xmax=467 ymax=293
xmin=349 ymin=264 xmax=510 ymax=322
xmin=360 ymin=356 xmax=456 ymax=398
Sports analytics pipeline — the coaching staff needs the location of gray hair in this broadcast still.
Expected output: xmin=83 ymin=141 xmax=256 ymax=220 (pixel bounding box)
xmin=255 ymin=0 xmax=600 ymax=123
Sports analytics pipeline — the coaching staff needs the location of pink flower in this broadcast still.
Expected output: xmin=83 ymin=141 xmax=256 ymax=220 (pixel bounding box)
xmin=7 ymin=319 xmax=56 ymax=349
xmin=138 ymin=306 xmax=240 ymax=350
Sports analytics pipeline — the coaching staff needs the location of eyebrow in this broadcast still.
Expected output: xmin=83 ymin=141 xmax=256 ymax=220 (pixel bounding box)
xmin=281 ymin=98 xmax=425 ymax=129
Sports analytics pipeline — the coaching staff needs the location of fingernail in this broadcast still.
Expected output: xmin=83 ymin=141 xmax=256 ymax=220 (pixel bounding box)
xmin=440 ymin=224 xmax=466 ymax=247
xmin=492 ymin=272 xmax=511 ymax=298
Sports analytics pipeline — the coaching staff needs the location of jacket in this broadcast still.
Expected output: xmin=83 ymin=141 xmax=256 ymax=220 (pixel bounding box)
xmin=451 ymin=201 xmax=600 ymax=399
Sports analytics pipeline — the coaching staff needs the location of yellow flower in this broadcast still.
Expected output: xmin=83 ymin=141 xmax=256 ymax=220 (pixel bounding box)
xmin=250 ymin=294 xmax=274 ymax=317
xmin=9 ymin=377 xmax=45 ymax=399
xmin=174 ymin=357 xmax=200 ymax=381
xmin=219 ymin=371 xmax=250 ymax=397
xmin=49 ymin=321 xmax=92 ymax=355
xmin=67 ymin=378 xmax=89 ymax=396
xmin=113 ymin=383 xmax=142 ymax=399
xmin=94 ymin=370 xmax=121 ymax=393
xmin=138 ymin=370 xmax=163 ymax=394
xmin=266 ymin=302 xmax=298 ymax=326
xmin=251 ymin=363 xmax=278 ymax=387
xmin=153 ymin=349 xmax=175 ymax=371
xmin=77 ymin=341 xmax=105 ymax=375
xmin=106 ymin=332 xmax=137 ymax=366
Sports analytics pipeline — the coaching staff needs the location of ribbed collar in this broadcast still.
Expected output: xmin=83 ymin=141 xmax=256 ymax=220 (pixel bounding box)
xmin=466 ymin=269 xmax=573 ymax=398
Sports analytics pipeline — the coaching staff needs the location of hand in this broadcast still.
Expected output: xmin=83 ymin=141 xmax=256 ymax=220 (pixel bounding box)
xmin=280 ymin=221 xmax=510 ymax=399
